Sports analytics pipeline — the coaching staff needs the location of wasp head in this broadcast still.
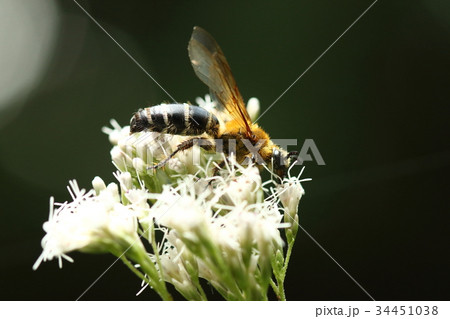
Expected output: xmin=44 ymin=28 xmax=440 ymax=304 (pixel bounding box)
xmin=271 ymin=148 xmax=299 ymax=181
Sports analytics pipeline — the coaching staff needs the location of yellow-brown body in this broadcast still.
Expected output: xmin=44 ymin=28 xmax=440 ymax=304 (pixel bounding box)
xmin=217 ymin=120 xmax=277 ymax=165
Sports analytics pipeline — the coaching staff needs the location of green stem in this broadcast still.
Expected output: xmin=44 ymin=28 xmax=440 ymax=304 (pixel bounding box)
xmin=269 ymin=278 xmax=279 ymax=298
xmin=272 ymin=231 xmax=296 ymax=301
xmin=283 ymin=236 xmax=295 ymax=273
xmin=139 ymin=254 xmax=173 ymax=301
xmin=275 ymin=276 xmax=286 ymax=301
xmin=190 ymin=273 xmax=208 ymax=301
xmin=113 ymin=239 xmax=172 ymax=301
xmin=119 ymin=255 xmax=153 ymax=288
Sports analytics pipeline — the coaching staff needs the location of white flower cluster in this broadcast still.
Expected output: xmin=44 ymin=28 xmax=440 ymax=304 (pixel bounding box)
xmin=143 ymin=161 xmax=285 ymax=300
xmin=34 ymin=95 xmax=308 ymax=301
xmin=32 ymin=175 xmax=142 ymax=270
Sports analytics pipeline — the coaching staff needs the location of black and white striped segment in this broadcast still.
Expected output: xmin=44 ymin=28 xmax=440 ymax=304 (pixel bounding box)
xmin=130 ymin=103 xmax=219 ymax=136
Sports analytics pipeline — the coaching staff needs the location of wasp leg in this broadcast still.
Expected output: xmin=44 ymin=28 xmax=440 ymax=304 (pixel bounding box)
xmin=149 ymin=137 xmax=214 ymax=170
xmin=211 ymin=160 xmax=226 ymax=176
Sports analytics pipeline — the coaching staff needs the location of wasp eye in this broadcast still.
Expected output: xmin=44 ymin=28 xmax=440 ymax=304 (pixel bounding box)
xmin=273 ymin=149 xmax=280 ymax=157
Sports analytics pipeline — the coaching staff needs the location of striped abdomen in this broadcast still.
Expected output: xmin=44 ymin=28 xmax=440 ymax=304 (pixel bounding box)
xmin=130 ymin=104 xmax=219 ymax=136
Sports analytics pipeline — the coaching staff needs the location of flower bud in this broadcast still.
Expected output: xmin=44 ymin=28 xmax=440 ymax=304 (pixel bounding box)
xmin=246 ymin=97 xmax=260 ymax=122
xmin=117 ymin=171 xmax=133 ymax=192
xmin=92 ymin=176 xmax=106 ymax=195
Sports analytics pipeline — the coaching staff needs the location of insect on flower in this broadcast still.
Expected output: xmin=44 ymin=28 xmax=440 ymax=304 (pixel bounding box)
xmin=130 ymin=26 xmax=298 ymax=179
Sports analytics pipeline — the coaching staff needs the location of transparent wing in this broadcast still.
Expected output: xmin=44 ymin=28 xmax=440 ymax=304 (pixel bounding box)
xmin=188 ymin=26 xmax=253 ymax=136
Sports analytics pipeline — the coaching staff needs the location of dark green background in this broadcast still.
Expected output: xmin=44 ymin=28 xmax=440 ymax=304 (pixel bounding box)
xmin=1 ymin=0 xmax=449 ymax=300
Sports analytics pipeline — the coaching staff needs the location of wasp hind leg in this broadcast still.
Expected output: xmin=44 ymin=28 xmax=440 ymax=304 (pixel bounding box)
xmin=148 ymin=137 xmax=215 ymax=170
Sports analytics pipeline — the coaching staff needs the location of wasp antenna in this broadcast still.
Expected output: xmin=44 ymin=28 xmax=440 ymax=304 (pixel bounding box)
xmin=287 ymin=151 xmax=299 ymax=159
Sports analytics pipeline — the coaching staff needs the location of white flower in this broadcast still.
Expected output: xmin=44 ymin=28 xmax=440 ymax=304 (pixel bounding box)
xmin=102 ymin=119 xmax=129 ymax=145
xmin=150 ymin=180 xmax=212 ymax=234
xmin=111 ymin=146 xmax=133 ymax=172
xmin=33 ymin=177 xmax=141 ymax=270
xmin=218 ymin=160 xmax=263 ymax=206
xmin=158 ymin=240 xmax=203 ymax=300
xmin=125 ymin=188 xmax=152 ymax=230
xmin=116 ymin=171 xmax=133 ymax=192
xmin=214 ymin=201 xmax=283 ymax=256
xmin=142 ymin=160 xmax=287 ymax=300
xmin=195 ymin=94 xmax=217 ymax=111
xmin=278 ymin=178 xmax=305 ymax=217
xmin=277 ymin=166 xmax=310 ymax=220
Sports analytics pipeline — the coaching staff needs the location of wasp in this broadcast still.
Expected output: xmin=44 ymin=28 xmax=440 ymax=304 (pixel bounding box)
xmin=130 ymin=26 xmax=298 ymax=179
